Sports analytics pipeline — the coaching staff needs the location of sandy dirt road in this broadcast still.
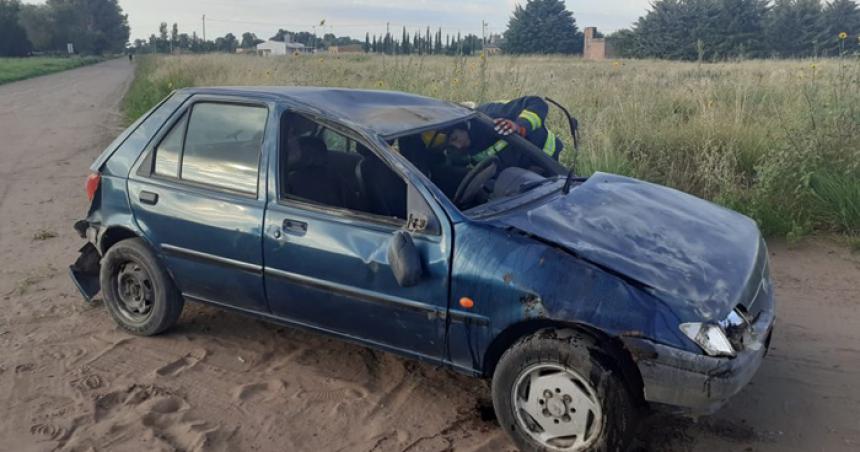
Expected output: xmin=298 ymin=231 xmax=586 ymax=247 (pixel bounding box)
xmin=1 ymin=59 xmax=859 ymax=452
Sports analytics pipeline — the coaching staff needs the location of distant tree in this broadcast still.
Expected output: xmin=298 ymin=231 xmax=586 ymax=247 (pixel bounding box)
xmin=177 ymin=33 xmax=191 ymax=50
xmin=401 ymin=27 xmax=410 ymax=54
xmin=712 ymin=0 xmax=770 ymax=58
xmin=270 ymin=29 xmax=289 ymax=42
xmin=0 ymin=0 xmax=31 ymax=56
xmin=621 ymin=0 xmax=766 ymax=60
xmin=240 ymin=32 xmax=263 ymax=49
xmin=818 ymin=0 xmax=860 ymax=54
xmin=158 ymin=22 xmax=168 ymax=50
xmin=44 ymin=0 xmax=131 ymax=54
xmin=425 ymin=27 xmax=432 ymax=54
xmin=364 ymin=32 xmax=370 ymax=52
xmin=462 ymin=33 xmax=482 ymax=55
xmin=18 ymin=3 xmax=52 ymax=52
xmin=766 ymin=0 xmax=823 ymax=57
xmin=383 ymin=31 xmax=392 ymax=54
xmin=503 ymin=0 xmax=583 ymax=54
xmin=215 ymin=33 xmax=238 ymax=53
xmin=171 ymin=22 xmax=178 ymax=51
xmin=607 ymin=29 xmax=639 ymax=58
xmin=619 ymin=0 xmax=706 ymax=60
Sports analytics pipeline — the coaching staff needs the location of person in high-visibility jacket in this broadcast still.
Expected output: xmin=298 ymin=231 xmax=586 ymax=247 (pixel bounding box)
xmin=472 ymin=96 xmax=564 ymax=162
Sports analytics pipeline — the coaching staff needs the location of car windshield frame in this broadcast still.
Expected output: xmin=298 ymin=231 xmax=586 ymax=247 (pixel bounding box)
xmin=382 ymin=112 xmax=568 ymax=218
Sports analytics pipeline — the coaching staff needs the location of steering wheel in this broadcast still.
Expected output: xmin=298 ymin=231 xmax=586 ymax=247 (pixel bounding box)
xmin=453 ymin=157 xmax=500 ymax=207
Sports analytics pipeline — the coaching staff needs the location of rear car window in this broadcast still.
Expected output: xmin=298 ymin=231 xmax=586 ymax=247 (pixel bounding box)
xmin=153 ymin=102 xmax=267 ymax=194
xmin=154 ymin=113 xmax=186 ymax=178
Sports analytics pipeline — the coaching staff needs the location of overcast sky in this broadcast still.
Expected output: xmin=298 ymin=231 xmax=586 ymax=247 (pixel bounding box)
xmin=26 ymin=1 xmax=654 ymax=42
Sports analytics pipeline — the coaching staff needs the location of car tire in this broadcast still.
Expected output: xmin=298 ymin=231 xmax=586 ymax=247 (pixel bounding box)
xmin=492 ymin=329 xmax=638 ymax=452
xmin=100 ymin=238 xmax=183 ymax=336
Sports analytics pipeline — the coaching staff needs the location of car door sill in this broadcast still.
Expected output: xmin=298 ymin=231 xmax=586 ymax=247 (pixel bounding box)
xmin=182 ymin=292 xmax=480 ymax=376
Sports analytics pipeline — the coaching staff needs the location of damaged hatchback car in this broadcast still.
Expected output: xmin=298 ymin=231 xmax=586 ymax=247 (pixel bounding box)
xmin=70 ymin=87 xmax=775 ymax=451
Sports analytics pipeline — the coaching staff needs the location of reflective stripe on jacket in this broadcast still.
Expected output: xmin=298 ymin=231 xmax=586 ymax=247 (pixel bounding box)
xmin=476 ymin=96 xmax=563 ymax=161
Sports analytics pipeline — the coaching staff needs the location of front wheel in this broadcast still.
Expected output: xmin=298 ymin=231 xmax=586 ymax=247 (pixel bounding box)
xmin=492 ymin=329 xmax=638 ymax=451
xmin=100 ymin=238 xmax=184 ymax=336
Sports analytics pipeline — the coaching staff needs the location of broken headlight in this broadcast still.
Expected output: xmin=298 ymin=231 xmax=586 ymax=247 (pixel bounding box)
xmin=679 ymin=322 xmax=736 ymax=358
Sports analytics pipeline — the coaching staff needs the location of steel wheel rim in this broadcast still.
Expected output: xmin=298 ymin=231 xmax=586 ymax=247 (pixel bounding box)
xmin=115 ymin=261 xmax=154 ymax=323
xmin=512 ymin=363 xmax=603 ymax=451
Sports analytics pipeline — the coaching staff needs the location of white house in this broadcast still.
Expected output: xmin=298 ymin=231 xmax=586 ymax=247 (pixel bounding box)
xmin=256 ymin=39 xmax=312 ymax=56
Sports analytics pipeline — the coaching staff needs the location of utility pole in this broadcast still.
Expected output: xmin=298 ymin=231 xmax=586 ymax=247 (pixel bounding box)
xmin=482 ymin=20 xmax=487 ymax=46
xmin=202 ymin=14 xmax=206 ymax=42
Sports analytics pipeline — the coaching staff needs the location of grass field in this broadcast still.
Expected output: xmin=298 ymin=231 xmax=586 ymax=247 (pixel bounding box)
xmin=0 ymin=56 xmax=102 ymax=85
xmin=124 ymin=53 xmax=860 ymax=239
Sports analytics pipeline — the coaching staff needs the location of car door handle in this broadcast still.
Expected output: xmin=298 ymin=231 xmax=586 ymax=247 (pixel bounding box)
xmin=282 ymin=219 xmax=307 ymax=235
xmin=140 ymin=191 xmax=159 ymax=205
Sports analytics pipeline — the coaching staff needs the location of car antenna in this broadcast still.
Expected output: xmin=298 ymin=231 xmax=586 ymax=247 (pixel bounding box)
xmin=545 ymin=97 xmax=580 ymax=195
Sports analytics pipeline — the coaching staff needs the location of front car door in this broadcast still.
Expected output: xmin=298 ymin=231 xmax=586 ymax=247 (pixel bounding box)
xmin=129 ymin=96 xmax=275 ymax=313
xmin=262 ymin=109 xmax=452 ymax=361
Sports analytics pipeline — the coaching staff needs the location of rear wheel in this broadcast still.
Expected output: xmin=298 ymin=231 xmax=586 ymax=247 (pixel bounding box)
xmin=492 ymin=329 xmax=638 ymax=451
xmin=100 ymin=238 xmax=183 ymax=336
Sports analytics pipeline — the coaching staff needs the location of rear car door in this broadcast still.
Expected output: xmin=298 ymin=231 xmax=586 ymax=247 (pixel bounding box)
xmin=262 ymin=112 xmax=452 ymax=361
xmin=128 ymin=96 xmax=274 ymax=313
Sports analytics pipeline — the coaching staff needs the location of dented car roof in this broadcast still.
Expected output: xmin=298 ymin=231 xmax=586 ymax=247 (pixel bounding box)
xmin=180 ymin=86 xmax=476 ymax=138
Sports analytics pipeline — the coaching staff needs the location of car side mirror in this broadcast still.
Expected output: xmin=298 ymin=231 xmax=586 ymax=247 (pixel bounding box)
xmin=388 ymin=230 xmax=423 ymax=287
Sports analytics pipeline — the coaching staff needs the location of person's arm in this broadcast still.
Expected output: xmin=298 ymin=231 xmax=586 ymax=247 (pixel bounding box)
xmin=492 ymin=96 xmax=550 ymax=138
xmin=514 ymin=96 xmax=549 ymax=134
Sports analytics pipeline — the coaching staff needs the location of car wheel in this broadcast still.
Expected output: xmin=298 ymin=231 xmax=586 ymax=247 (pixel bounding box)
xmin=100 ymin=238 xmax=183 ymax=336
xmin=492 ymin=329 xmax=638 ymax=451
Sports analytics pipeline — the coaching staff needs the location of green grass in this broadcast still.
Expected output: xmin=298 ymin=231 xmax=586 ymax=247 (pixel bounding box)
xmin=0 ymin=56 xmax=102 ymax=85
xmin=123 ymin=53 xmax=860 ymax=239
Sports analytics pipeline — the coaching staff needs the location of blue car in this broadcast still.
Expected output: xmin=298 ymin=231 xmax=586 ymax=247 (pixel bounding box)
xmin=70 ymin=87 xmax=775 ymax=451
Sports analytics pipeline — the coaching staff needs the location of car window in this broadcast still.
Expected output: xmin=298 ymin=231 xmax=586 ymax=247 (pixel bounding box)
xmin=154 ymin=113 xmax=187 ymax=178
xmin=280 ymin=113 xmax=406 ymax=222
xmin=180 ymin=103 xmax=267 ymax=194
xmin=319 ymin=128 xmax=356 ymax=153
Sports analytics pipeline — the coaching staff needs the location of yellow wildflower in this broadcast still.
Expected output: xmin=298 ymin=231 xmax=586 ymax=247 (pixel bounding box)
xmin=838 ymin=32 xmax=848 ymax=41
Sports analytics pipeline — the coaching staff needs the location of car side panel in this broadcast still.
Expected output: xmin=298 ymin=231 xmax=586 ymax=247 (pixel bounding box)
xmin=124 ymin=96 xmax=275 ymax=314
xmin=128 ymin=178 xmax=268 ymax=312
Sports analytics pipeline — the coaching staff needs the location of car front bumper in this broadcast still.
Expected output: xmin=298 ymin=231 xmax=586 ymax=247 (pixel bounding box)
xmin=622 ymin=309 xmax=775 ymax=415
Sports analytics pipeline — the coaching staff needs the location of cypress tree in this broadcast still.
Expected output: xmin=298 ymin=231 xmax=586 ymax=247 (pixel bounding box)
xmin=503 ymin=0 xmax=583 ymax=54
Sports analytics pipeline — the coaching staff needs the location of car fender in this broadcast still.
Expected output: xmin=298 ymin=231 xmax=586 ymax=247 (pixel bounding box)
xmin=447 ymin=222 xmax=694 ymax=375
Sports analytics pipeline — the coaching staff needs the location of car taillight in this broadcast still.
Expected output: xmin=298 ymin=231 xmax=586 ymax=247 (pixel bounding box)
xmin=86 ymin=173 xmax=101 ymax=202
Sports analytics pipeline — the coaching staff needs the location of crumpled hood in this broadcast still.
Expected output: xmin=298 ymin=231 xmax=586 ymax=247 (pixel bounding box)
xmin=499 ymin=173 xmax=763 ymax=320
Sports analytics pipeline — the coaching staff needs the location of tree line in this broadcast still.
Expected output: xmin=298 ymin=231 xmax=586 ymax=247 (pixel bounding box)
xmin=363 ymin=28 xmax=484 ymax=56
xmin=131 ymin=25 xmax=369 ymax=55
xmin=610 ymin=0 xmax=860 ymax=60
xmin=4 ymin=0 xmax=857 ymax=60
xmin=0 ymin=0 xmax=129 ymax=56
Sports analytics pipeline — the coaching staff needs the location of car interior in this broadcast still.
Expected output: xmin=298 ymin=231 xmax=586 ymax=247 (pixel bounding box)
xmin=279 ymin=112 xmax=563 ymax=221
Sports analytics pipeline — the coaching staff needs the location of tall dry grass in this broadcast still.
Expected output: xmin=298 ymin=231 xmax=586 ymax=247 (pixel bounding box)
xmin=124 ymin=53 xmax=860 ymax=238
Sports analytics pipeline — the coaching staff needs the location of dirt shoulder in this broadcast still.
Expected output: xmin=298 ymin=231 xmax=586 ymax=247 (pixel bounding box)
xmin=1 ymin=60 xmax=858 ymax=451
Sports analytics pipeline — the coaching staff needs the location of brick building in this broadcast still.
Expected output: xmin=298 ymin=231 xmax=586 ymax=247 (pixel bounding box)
xmin=583 ymin=27 xmax=615 ymax=60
